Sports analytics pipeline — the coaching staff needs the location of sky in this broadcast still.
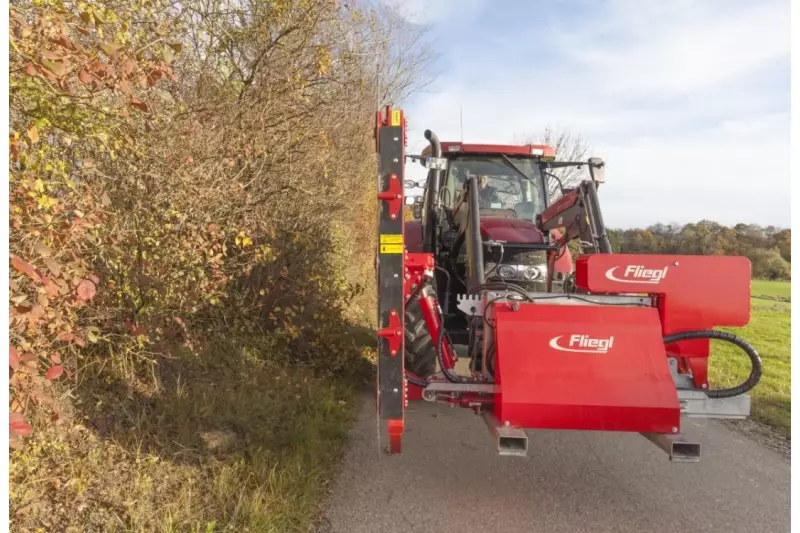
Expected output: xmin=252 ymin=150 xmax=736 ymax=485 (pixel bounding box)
xmin=385 ymin=0 xmax=791 ymax=229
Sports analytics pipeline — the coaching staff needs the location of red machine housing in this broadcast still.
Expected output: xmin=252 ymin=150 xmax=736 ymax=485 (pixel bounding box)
xmin=490 ymin=254 xmax=751 ymax=433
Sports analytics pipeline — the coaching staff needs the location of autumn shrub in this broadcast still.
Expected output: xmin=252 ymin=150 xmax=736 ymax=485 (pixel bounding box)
xmin=9 ymin=0 xmax=429 ymax=453
xmin=9 ymin=0 xmax=186 ymax=446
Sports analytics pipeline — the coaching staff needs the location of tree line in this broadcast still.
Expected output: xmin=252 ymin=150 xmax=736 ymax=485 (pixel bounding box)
xmin=607 ymin=221 xmax=791 ymax=280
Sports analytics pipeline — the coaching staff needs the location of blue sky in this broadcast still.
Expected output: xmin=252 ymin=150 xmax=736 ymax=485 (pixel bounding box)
xmin=386 ymin=0 xmax=790 ymax=229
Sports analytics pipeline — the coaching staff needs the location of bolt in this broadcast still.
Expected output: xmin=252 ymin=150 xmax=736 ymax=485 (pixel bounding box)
xmin=390 ymin=310 xmax=397 ymax=316
xmin=671 ymin=427 xmax=678 ymax=433
xmin=504 ymin=421 xmax=510 ymax=427
xmin=674 ymin=261 xmax=680 ymax=266
xmin=701 ymin=383 xmax=708 ymax=389
xmin=395 ymin=194 xmax=401 ymax=199
xmin=393 ymin=388 xmax=399 ymax=393
xmin=393 ymin=273 xmax=399 ymax=278
xmin=390 ymin=214 xmax=397 ymax=220
xmin=393 ymin=137 xmax=399 ymax=141
xmin=390 ymin=350 xmax=397 ymax=355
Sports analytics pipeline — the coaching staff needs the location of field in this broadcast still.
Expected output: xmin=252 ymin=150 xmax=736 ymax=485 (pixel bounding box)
xmin=709 ymin=279 xmax=791 ymax=437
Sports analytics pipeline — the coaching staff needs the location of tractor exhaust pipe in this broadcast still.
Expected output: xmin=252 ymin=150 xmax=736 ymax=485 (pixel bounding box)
xmin=423 ymin=129 xmax=443 ymax=254
xmin=483 ymin=411 xmax=528 ymax=457
xmin=641 ymin=432 xmax=701 ymax=462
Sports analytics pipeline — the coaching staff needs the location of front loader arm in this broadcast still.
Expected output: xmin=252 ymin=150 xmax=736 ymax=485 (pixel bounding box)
xmin=538 ymin=180 xmax=613 ymax=254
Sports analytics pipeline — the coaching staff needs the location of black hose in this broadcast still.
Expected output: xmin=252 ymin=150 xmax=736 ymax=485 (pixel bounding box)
xmin=663 ymin=330 xmax=762 ymax=398
xmin=435 ymin=265 xmax=451 ymax=315
xmin=405 ymin=371 xmax=428 ymax=388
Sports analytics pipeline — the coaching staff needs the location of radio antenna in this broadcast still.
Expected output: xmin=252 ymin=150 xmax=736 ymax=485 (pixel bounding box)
xmin=460 ymin=104 xmax=464 ymax=142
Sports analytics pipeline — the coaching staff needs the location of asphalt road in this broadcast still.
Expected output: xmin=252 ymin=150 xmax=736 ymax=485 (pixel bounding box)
xmin=320 ymin=395 xmax=790 ymax=533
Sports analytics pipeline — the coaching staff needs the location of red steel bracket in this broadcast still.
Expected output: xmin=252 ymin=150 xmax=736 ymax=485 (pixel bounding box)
xmin=404 ymin=252 xmax=435 ymax=297
xmin=377 ymin=172 xmax=403 ymax=221
xmin=377 ymin=309 xmax=402 ymax=356
xmin=387 ymin=419 xmax=404 ymax=454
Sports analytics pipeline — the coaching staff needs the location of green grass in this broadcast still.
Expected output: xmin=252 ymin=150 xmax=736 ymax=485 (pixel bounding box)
xmin=751 ymin=278 xmax=791 ymax=300
xmin=709 ymin=279 xmax=791 ymax=437
xmin=9 ymin=333 xmax=374 ymax=533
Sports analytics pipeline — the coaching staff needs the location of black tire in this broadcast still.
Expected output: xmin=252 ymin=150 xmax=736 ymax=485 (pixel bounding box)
xmin=404 ymin=285 xmax=437 ymax=378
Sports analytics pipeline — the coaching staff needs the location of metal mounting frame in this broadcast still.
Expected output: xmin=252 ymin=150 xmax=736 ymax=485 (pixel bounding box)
xmin=375 ymin=106 xmax=407 ymax=454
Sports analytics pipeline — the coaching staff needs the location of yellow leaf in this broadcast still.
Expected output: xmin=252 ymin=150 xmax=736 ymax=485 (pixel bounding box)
xmin=99 ymin=42 xmax=121 ymax=57
xmin=27 ymin=124 xmax=39 ymax=144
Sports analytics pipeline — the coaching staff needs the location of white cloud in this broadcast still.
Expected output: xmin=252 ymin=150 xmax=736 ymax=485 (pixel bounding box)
xmin=375 ymin=0 xmax=482 ymax=26
xmin=402 ymin=0 xmax=790 ymax=227
xmin=554 ymin=0 xmax=789 ymax=99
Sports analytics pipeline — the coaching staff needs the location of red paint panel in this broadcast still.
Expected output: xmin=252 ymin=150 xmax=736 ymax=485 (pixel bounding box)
xmin=575 ymin=254 xmax=751 ymax=389
xmin=493 ymin=303 xmax=680 ymax=433
xmin=422 ymin=142 xmax=556 ymax=158
xmin=575 ymin=254 xmax=751 ymax=329
xmin=480 ymin=217 xmax=545 ymax=244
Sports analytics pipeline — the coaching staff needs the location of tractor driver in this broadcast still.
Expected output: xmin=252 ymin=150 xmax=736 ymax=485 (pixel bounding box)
xmin=477 ymin=175 xmax=502 ymax=208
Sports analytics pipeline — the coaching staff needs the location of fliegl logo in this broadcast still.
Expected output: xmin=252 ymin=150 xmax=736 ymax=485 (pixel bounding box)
xmin=549 ymin=334 xmax=615 ymax=354
xmin=605 ymin=265 xmax=668 ymax=284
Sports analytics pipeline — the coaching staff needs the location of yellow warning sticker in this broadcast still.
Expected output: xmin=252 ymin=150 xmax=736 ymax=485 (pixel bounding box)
xmin=390 ymin=110 xmax=401 ymax=126
xmin=380 ymin=244 xmax=403 ymax=254
xmin=380 ymin=234 xmax=403 ymax=244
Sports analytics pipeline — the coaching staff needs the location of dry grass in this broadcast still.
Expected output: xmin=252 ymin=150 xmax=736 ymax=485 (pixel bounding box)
xmin=10 ymin=332 xmax=375 ymax=533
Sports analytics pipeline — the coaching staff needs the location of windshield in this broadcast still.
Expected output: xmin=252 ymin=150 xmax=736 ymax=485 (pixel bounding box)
xmin=440 ymin=155 xmax=546 ymax=220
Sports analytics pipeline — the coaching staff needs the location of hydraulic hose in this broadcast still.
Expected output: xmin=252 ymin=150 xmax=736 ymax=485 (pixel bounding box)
xmin=405 ymin=372 xmax=428 ymax=388
xmin=663 ymin=330 xmax=762 ymax=398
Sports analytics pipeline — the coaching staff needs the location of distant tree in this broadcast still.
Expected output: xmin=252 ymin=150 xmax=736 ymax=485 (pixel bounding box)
xmin=748 ymin=248 xmax=791 ymax=280
xmin=773 ymin=229 xmax=791 ymax=262
xmin=608 ymin=221 xmax=791 ymax=280
xmin=514 ymin=127 xmax=589 ymax=200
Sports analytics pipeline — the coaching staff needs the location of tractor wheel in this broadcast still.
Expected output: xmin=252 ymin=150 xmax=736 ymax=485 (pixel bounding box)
xmin=404 ymin=285 xmax=438 ymax=379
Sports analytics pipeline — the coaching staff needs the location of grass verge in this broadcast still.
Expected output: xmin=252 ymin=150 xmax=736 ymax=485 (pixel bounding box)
xmin=709 ymin=280 xmax=791 ymax=438
xmin=10 ymin=331 xmax=374 ymax=533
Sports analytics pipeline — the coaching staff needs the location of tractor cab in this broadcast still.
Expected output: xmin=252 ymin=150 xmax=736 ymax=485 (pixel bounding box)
xmin=419 ymin=142 xmax=555 ymax=228
xmin=406 ymin=140 xmax=563 ymax=348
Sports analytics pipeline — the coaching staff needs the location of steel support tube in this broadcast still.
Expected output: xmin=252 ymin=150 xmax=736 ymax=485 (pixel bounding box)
xmin=466 ymin=176 xmax=485 ymax=289
xmin=483 ymin=411 xmax=528 ymax=457
xmin=584 ymin=180 xmax=613 ymax=253
xmin=641 ymin=432 xmax=701 ymax=462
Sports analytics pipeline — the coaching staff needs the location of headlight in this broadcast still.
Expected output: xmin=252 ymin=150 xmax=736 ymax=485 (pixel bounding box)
xmin=522 ymin=266 xmax=540 ymax=280
xmin=498 ymin=265 xmax=516 ymax=278
xmin=486 ymin=262 xmax=547 ymax=281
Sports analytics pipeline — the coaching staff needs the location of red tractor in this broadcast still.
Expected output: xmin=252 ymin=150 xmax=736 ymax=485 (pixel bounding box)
xmin=374 ymin=106 xmax=761 ymax=461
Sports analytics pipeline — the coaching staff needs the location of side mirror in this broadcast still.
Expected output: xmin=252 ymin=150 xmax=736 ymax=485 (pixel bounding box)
xmin=588 ymin=157 xmax=606 ymax=183
xmin=404 ymin=179 xmax=425 ymax=189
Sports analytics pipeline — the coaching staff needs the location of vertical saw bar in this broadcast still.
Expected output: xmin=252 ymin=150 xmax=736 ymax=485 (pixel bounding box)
xmin=375 ymin=106 xmax=406 ymax=453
